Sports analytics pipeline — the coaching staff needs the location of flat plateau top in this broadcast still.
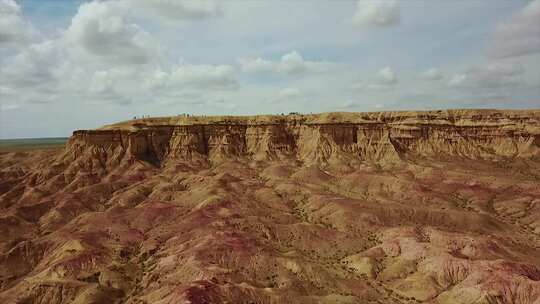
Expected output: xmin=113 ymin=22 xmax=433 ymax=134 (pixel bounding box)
xmin=98 ymin=109 xmax=540 ymax=131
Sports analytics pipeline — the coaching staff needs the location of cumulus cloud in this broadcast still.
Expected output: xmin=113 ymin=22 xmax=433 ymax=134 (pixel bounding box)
xmin=0 ymin=0 xmax=235 ymax=109
xmin=238 ymin=51 xmax=334 ymax=75
xmin=82 ymin=63 xmax=238 ymax=106
xmin=170 ymin=64 xmax=238 ymax=89
xmin=133 ymin=0 xmax=221 ymax=20
xmin=267 ymin=87 xmax=306 ymax=104
xmin=352 ymin=66 xmax=398 ymax=91
xmin=90 ymin=68 xmax=128 ymax=94
xmin=145 ymin=64 xmax=238 ymax=91
xmin=488 ymin=0 xmax=540 ymax=58
xmin=420 ymin=68 xmax=443 ymax=81
xmin=352 ymin=0 xmax=400 ymax=27
xmin=376 ymin=66 xmax=397 ymax=84
xmin=64 ymin=1 xmax=157 ymax=65
xmin=0 ymin=0 xmax=236 ymax=110
xmin=0 ymin=40 xmax=60 ymax=89
xmin=0 ymin=0 xmax=33 ymax=47
xmin=86 ymin=67 xmax=145 ymax=105
xmin=446 ymin=61 xmax=529 ymax=101
xmin=0 ymin=38 xmax=99 ymax=105
xmin=447 ymin=62 xmax=524 ymax=89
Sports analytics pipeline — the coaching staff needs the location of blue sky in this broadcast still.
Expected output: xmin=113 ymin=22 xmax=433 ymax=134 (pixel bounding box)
xmin=1 ymin=0 xmax=539 ymax=138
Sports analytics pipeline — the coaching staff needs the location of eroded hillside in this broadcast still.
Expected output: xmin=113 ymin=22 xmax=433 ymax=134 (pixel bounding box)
xmin=1 ymin=110 xmax=539 ymax=304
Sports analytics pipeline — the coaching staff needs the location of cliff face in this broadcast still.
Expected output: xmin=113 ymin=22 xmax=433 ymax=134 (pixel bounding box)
xmin=61 ymin=110 xmax=540 ymax=170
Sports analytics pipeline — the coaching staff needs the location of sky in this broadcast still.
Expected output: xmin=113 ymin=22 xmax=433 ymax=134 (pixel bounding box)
xmin=0 ymin=0 xmax=539 ymax=139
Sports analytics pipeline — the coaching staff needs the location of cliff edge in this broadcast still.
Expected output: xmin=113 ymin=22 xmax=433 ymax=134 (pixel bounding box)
xmin=63 ymin=109 xmax=540 ymax=170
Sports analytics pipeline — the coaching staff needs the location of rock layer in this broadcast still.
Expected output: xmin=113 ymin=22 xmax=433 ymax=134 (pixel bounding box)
xmin=63 ymin=110 xmax=540 ymax=169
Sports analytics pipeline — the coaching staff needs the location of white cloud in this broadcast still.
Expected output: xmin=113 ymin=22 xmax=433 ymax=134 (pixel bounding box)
xmin=446 ymin=61 xmax=530 ymax=101
xmin=86 ymin=67 xmax=144 ymax=105
xmin=170 ymin=64 xmax=238 ymax=89
xmin=143 ymin=69 xmax=170 ymax=90
xmin=447 ymin=74 xmax=467 ymax=87
xmin=238 ymin=58 xmax=273 ymax=73
xmin=278 ymin=88 xmax=302 ymax=99
xmin=0 ymin=0 xmax=235 ymax=109
xmin=133 ymin=0 xmax=221 ymax=20
xmin=352 ymin=66 xmax=398 ymax=91
xmin=0 ymin=40 xmax=60 ymax=89
xmin=1 ymin=40 xmax=235 ymax=109
xmin=447 ymin=62 xmax=524 ymax=89
xmin=90 ymin=68 xmax=126 ymax=94
xmin=488 ymin=0 xmax=540 ymax=58
xmin=352 ymin=0 xmax=400 ymax=27
xmin=420 ymin=68 xmax=443 ymax=81
xmin=376 ymin=66 xmax=397 ymax=84
xmin=0 ymin=0 xmax=33 ymax=47
xmin=239 ymin=51 xmax=334 ymax=75
xmin=144 ymin=64 xmax=238 ymax=91
xmin=64 ymin=1 xmax=157 ymax=65
xmin=279 ymin=51 xmax=308 ymax=74
xmin=82 ymin=63 xmax=238 ymax=106
xmin=265 ymin=87 xmax=306 ymax=104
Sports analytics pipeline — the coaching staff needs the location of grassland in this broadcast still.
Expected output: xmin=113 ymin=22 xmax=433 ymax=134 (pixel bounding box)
xmin=0 ymin=137 xmax=68 ymax=152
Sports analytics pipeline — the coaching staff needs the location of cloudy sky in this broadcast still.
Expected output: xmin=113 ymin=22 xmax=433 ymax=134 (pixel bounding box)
xmin=1 ymin=0 xmax=539 ymax=138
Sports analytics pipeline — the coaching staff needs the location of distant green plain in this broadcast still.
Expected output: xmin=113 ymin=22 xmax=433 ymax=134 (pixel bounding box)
xmin=0 ymin=137 xmax=68 ymax=152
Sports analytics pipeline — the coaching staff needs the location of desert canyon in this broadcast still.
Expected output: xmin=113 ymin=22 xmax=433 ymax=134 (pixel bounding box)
xmin=1 ymin=109 xmax=539 ymax=304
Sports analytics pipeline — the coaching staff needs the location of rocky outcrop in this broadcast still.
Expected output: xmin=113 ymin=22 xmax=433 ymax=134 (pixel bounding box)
xmin=61 ymin=110 xmax=540 ymax=169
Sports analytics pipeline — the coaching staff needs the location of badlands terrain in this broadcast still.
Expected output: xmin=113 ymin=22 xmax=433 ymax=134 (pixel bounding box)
xmin=0 ymin=109 xmax=539 ymax=304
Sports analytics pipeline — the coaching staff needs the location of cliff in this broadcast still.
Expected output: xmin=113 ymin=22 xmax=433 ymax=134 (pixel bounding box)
xmin=61 ymin=110 xmax=540 ymax=170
